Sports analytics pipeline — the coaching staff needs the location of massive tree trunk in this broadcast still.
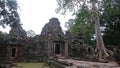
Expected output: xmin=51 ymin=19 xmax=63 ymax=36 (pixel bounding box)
xmin=92 ymin=1 xmax=109 ymax=60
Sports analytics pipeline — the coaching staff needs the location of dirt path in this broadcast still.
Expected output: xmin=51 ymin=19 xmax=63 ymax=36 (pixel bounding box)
xmin=58 ymin=59 xmax=120 ymax=68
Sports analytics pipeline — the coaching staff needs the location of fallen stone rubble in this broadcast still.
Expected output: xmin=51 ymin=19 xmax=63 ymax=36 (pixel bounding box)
xmin=58 ymin=59 xmax=120 ymax=68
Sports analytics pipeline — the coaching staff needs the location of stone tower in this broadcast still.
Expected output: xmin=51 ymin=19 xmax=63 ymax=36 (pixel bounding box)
xmin=41 ymin=18 xmax=68 ymax=58
xmin=7 ymin=24 xmax=27 ymax=61
xmin=9 ymin=24 xmax=27 ymax=39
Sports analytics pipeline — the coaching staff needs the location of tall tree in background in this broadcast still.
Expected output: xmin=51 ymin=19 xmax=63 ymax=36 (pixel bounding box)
xmin=56 ymin=0 xmax=109 ymax=60
xmin=65 ymin=7 xmax=95 ymax=45
xmin=91 ymin=0 xmax=109 ymax=60
xmin=101 ymin=0 xmax=120 ymax=46
xmin=0 ymin=0 xmax=20 ymax=27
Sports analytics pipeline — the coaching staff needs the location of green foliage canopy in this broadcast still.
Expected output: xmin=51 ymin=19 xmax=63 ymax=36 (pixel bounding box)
xmin=65 ymin=7 xmax=95 ymax=45
xmin=101 ymin=0 xmax=120 ymax=46
xmin=0 ymin=0 xmax=20 ymax=27
xmin=57 ymin=0 xmax=120 ymax=46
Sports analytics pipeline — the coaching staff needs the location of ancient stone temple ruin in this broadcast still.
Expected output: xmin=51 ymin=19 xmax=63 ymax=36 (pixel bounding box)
xmin=0 ymin=17 xmax=91 ymax=62
xmin=8 ymin=24 xmax=27 ymax=61
xmin=40 ymin=18 xmax=69 ymax=58
xmin=0 ymin=17 xmax=70 ymax=62
xmin=0 ymin=24 xmax=27 ymax=61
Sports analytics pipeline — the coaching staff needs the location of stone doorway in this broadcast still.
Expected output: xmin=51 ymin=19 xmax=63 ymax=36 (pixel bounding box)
xmin=11 ymin=47 xmax=16 ymax=57
xmin=54 ymin=44 xmax=60 ymax=54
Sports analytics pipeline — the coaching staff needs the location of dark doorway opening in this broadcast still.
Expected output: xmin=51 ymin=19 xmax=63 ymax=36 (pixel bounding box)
xmin=11 ymin=48 xmax=16 ymax=57
xmin=55 ymin=44 xmax=60 ymax=54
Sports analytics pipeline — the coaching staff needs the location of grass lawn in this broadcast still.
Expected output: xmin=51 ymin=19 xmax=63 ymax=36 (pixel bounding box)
xmin=12 ymin=62 xmax=52 ymax=68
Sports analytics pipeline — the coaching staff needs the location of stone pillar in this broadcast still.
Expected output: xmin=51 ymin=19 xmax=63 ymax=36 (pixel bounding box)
xmin=7 ymin=46 xmax=11 ymax=58
xmin=64 ymin=40 xmax=69 ymax=57
xmin=47 ymin=34 xmax=53 ymax=58
xmin=47 ymin=40 xmax=51 ymax=57
xmin=47 ymin=39 xmax=54 ymax=59
xmin=51 ymin=41 xmax=54 ymax=56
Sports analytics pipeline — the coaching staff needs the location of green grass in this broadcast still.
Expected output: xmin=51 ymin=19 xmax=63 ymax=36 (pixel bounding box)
xmin=12 ymin=62 xmax=52 ymax=68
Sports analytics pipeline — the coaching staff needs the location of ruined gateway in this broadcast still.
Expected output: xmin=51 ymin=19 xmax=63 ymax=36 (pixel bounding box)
xmin=40 ymin=18 xmax=69 ymax=58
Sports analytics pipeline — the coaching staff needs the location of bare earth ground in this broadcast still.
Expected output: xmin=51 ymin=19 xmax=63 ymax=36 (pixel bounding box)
xmin=58 ymin=59 xmax=120 ymax=68
xmin=12 ymin=62 xmax=51 ymax=68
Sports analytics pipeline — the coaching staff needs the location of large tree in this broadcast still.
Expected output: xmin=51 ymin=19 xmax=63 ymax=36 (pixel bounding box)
xmin=56 ymin=0 xmax=109 ymax=60
xmin=0 ymin=0 xmax=20 ymax=27
xmin=65 ymin=8 xmax=95 ymax=45
xmin=91 ymin=0 xmax=109 ymax=60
